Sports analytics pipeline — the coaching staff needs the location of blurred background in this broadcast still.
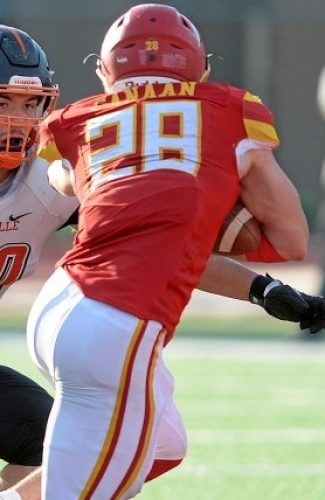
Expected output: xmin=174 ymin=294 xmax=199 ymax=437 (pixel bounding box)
xmin=2 ymin=0 xmax=325 ymax=330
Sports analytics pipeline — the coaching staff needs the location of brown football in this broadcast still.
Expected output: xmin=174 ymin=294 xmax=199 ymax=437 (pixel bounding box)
xmin=213 ymin=200 xmax=262 ymax=255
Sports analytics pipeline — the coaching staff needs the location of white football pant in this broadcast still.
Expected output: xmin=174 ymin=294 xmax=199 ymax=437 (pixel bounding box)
xmin=27 ymin=267 xmax=187 ymax=499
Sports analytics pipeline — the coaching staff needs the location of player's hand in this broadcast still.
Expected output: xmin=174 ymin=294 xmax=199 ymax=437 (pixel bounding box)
xmin=249 ymin=274 xmax=325 ymax=333
xmin=262 ymin=283 xmax=310 ymax=322
xmin=298 ymin=293 xmax=325 ymax=333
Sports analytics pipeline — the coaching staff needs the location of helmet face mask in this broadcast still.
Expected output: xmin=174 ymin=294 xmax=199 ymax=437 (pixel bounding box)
xmin=0 ymin=114 xmax=38 ymax=169
xmin=97 ymin=4 xmax=208 ymax=90
xmin=0 ymin=25 xmax=60 ymax=170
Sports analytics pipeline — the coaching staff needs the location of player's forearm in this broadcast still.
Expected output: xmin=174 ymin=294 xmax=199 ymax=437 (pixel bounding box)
xmin=197 ymin=254 xmax=325 ymax=334
xmin=197 ymin=254 xmax=257 ymax=300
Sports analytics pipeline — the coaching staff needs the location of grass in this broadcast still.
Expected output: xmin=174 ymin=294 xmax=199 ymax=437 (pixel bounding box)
xmin=1 ymin=330 xmax=325 ymax=499
xmin=1 ymin=310 xmax=300 ymax=339
xmin=140 ymin=342 xmax=325 ymax=500
xmin=177 ymin=314 xmax=298 ymax=339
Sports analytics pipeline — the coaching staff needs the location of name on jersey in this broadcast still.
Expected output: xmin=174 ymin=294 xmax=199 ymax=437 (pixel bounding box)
xmin=107 ymin=81 xmax=197 ymax=105
xmin=0 ymin=220 xmax=20 ymax=232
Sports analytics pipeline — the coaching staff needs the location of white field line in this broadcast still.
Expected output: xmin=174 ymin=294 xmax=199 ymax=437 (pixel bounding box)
xmin=178 ymin=463 xmax=325 ymax=477
xmin=166 ymin=338 xmax=325 ymax=361
xmin=189 ymin=428 xmax=325 ymax=444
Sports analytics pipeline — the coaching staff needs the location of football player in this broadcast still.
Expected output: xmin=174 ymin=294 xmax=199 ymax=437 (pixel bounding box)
xmin=19 ymin=4 xmax=320 ymax=499
xmin=0 ymin=24 xmax=78 ymax=491
xmin=2 ymin=7 xmax=325 ymax=500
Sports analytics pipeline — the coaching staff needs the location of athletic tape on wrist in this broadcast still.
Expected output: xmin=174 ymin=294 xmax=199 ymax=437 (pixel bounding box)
xmin=249 ymin=275 xmax=274 ymax=303
xmin=263 ymin=280 xmax=282 ymax=297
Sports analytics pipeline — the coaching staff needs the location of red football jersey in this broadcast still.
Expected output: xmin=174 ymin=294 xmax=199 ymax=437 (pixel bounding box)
xmin=39 ymin=81 xmax=279 ymax=336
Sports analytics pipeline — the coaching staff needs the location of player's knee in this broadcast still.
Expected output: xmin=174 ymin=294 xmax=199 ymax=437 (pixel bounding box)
xmin=173 ymin=425 xmax=187 ymax=459
xmin=162 ymin=417 xmax=187 ymax=460
xmin=0 ymin=397 xmax=51 ymax=465
xmin=0 ymin=366 xmax=53 ymax=465
xmin=145 ymin=423 xmax=187 ymax=482
xmin=0 ymin=423 xmax=44 ymax=466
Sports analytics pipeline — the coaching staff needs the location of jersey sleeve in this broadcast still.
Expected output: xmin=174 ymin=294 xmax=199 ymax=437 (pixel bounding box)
xmin=242 ymin=91 xmax=280 ymax=147
xmin=235 ymin=91 xmax=281 ymax=178
xmin=38 ymin=112 xmax=64 ymax=162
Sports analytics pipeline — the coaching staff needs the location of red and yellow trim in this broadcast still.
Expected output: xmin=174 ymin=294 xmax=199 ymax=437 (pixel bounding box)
xmin=242 ymin=91 xmax=280 ymax=146
xmin=112 ymin=329 xmax=164 ymax=499
xmin=37 ymin=141 xmax=62 ymax=162
xmin=80 ymin=321 xmax=164 ymax=499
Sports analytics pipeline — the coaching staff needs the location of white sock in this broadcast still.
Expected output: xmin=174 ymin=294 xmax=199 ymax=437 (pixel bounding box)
xmin=0 ymin=490 xmax=22 ymax=500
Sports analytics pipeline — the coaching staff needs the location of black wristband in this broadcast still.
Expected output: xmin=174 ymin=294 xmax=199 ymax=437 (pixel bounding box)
xmin=249 ymin=275 xmax=274 ymax=304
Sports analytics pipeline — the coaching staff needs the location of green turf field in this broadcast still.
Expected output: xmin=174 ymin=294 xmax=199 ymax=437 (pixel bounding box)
xmin=1 ymin=331 xmax=325 ymax=499
xmin=0 ymin=310 xmax=299 ymax=339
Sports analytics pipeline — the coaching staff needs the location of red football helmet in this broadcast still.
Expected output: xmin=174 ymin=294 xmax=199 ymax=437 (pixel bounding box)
xmin=97 ymin=4 xmax=209 ymax=89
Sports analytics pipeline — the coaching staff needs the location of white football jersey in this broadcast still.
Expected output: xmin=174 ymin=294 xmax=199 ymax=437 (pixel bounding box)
xmin=0 ymin=157 xmax=79 ymax=298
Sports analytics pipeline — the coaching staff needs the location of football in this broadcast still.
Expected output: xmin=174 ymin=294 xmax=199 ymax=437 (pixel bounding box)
xmin=212 ymin=200 xmax=262 ymax=255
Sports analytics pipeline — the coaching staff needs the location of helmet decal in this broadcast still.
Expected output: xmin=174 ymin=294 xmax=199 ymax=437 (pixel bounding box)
xmin=7 ymin=27 xmax=28 ymax=56
xmin=96 ymin=4 xmax=208 ymax=89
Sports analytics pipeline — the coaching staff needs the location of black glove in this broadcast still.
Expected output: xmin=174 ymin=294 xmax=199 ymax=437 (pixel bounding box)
xmin=297 ymin=292 xmax=325 ymax=333
xmin=249 ymin=274 xmax=323 ymax=331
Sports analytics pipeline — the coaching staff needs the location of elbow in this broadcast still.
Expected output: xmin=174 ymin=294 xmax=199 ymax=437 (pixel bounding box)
xmin=288 ymin=250 xmax=307 ymax=262
xmin=283 ymin=240 xmax=308 ymax=262
xmin=289 ymin=227 xmax=309 ymax=261
xmin=273 ymin=220 xmax=309 ymax=262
